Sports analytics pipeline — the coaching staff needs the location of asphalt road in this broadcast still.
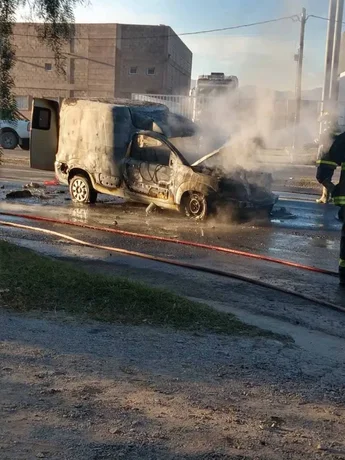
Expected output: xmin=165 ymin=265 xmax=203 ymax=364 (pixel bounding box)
xmin=1 ymin=149 xmax=344 ymax=310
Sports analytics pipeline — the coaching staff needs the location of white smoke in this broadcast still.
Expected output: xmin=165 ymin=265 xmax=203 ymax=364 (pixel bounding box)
xmin=173 ymin=81 xmax=322 ymax=175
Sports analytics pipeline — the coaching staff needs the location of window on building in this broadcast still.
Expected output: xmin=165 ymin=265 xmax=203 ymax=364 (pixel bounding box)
xmin=15 ymin=96 xmax=29 ymax=111
xmin=45 ymin=63 xmax=52 ymax=71
xmin=147 ymin=67 xmax=155 ymax=76
xmin=129 ymin=66 xmax=138 ymax=75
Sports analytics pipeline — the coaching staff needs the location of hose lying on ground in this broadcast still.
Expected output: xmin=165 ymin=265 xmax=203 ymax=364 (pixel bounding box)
xmin=0 ymin=219 xmax=344 ymax=314
xmin=0 ymin=211 xmax=338 ymax=277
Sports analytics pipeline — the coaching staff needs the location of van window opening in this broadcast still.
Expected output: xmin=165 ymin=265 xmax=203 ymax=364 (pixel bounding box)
xmin=131 ymin=134 xmax=171 ymax=166
xmin=32 ymin=107 xmax=51 ymax=131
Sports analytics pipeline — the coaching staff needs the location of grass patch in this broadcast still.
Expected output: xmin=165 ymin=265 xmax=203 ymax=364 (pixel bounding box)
xmin=0 ymin=240 xmax=277 ymax=337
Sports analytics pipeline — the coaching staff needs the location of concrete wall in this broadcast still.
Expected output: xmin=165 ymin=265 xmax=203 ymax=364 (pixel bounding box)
xmin=12 ymin=23 xmax=118 ymax=117
xmin=13 ymin=23 xmax=70 ymax=100
xmin=12 ymin=22 xmax=192 ymax=115
xmin=166 ymin=29 xmax=193 ymax=95
xmin=115 ymin=25 xmax=192 ymax=97
xmin=115 ymin=24 xmax=167 ymax=98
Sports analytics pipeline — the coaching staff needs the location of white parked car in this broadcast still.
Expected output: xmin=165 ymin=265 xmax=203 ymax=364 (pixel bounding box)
xmin=0 ymin=114 xmax=30 ymax=150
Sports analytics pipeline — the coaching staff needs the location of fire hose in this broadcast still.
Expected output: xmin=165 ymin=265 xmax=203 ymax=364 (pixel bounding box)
xmin=0 ymin=218 xmax=344 ymax=314
xmin=0 ymin=211 xmax=338 ymax=277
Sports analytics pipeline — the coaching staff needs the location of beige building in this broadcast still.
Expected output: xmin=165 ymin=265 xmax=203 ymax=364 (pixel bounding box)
xmin=12 ymin=23 xmax=192 ymax=116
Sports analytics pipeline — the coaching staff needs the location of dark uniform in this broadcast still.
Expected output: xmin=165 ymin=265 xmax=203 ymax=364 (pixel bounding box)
xmin=316 ymin=116 xmax=341 ymax=203
xmin=316 ymin=130 xmax=345 ymax=284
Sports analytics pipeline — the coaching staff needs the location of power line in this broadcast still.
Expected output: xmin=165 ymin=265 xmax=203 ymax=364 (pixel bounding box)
xmin=10 ymin=15 xmax=299 ymax=41
xmin=173 ymin=15 xmax=300 ymax=36
xmin=309 ymin=13 xmax=345 ymax=26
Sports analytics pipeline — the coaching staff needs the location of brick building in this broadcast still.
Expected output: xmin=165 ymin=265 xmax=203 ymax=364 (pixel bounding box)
xmin=12 ymin=23 xmax=193 ymax=116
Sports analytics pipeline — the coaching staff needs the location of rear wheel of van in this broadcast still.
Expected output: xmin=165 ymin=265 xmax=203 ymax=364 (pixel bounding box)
xmin=69 ymin=175 xmax=98 ymax=204
xmin=182 ymin=192 xmax=208 ymax=220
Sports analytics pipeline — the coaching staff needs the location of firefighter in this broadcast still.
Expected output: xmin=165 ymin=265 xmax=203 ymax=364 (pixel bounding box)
xmin=316 ymin=129 xmax=345 ymax=285
xmin=316 ymin=113 xmax=341 ymax=203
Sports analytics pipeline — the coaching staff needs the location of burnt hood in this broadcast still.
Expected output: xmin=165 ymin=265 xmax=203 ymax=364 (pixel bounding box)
xmin=130 ymin=107 xmax=197 ymax=138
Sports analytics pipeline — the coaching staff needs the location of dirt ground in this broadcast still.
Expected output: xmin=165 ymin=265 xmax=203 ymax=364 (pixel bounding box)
xmin=1 ymin=307 xmax=345 ymax=460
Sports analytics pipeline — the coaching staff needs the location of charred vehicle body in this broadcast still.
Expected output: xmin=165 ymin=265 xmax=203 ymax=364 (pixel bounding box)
xmin=30 ymin=98 xmax=278 ymax=219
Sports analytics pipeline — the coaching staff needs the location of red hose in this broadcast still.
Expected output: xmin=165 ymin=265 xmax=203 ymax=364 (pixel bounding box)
xmin=0 ymin=210 xmax=338 ymax=277
xmin=44 ymin=179 xmax=59 ymax=186
xmin=0 ymin=219 xmax=344 ymax=314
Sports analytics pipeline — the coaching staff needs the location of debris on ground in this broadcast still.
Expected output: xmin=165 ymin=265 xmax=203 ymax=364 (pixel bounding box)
xmin=146 ymin=202 xmax=158 ymax=215
xmin=270 ymin=207 xmax=296 ymax=220
xmin=6 ymin=189 xmax=32 ymax=199
xmin=23 ymin=182 xmax=42 ymax=189
xmin=259 ymin=416 xmax=286 ymax=430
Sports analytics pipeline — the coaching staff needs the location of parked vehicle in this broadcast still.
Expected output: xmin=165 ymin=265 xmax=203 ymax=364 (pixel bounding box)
xmin=0 ymin=111 xmax=30 ymax=150
xmin=30 ymin=98 xmax=277 ymax=219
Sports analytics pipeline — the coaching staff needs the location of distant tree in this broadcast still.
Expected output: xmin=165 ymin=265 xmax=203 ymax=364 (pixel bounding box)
xmin=0 ymin=0 xmax=82 ymax=160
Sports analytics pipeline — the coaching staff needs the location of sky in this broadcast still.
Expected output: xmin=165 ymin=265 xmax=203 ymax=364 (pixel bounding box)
xmin=19 ymin=0 xmax=338 ymax=91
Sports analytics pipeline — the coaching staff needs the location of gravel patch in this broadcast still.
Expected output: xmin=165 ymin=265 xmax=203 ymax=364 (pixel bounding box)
xmin=1 ymin=309 xmax=345 ymax=459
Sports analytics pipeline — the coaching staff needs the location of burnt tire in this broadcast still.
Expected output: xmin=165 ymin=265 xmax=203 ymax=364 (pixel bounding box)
xmin=69 ymin=175 xmax=98 ymax=204
xmin=183 ymin=192 xmax=208 ymax=220
xmin=0 ymin=131 xmax=18 ymax=150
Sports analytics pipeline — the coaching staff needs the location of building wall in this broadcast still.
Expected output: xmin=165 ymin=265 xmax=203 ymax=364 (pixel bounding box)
xmin=114 ymin=25 xmax=192 ymax=98
xmin=166 ymin=29 xmax=193 ymax=95
xmin=84 ymin=24 xmax=118 ymax=98
xmin=115 ymin=24 xmax=167 ymax=99
xmin=11 ymin=22 xmax=192 ymax=116
xmin=12 ymin=23 xmax=118 ymax=117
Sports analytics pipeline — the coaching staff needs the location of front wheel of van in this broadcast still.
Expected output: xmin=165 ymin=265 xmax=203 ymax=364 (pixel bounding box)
xmin=69 ymin=175 xmax=98 ymax=204
xmin=182 ymin=192 xmax=208 ymax=220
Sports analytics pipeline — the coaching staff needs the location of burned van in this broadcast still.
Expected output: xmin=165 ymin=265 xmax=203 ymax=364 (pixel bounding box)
xmin=30 ymin=98 xmax=277 ymax=219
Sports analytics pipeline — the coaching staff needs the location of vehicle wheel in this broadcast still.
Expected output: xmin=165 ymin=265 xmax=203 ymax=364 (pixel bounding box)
xmin=69 ymin=175 xmax=98 ymax=204
xmin=19 ymin=139 xmax=30 ymax=151
xmin=0 ymin=131 xmax=18 ymax=150
xmin=183 ymin=192 xmax=208 ymax=220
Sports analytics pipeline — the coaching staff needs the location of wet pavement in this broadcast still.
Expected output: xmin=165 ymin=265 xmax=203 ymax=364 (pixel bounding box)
xmin=0 ymin=185 xmax=344 ymax=308
xmin=1 ymin=154 xmax=344 ymax=310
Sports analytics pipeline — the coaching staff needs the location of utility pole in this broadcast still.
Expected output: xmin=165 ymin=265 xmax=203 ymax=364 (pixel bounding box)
xmin=321 ymin=0 xmax=337 ymax=120
xmin=292 ymin=7 xmax=307 ymax=150
xmin=330 ymin=0 xmax=345 ymax=110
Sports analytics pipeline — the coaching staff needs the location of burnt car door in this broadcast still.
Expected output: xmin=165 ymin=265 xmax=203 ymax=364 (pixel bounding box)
xmin=124 ymin=133 xmax=174 ymax=201
xmin=30 ymin=98 xmax=59 ymax=171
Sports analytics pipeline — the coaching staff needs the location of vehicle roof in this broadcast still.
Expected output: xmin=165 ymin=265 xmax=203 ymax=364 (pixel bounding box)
xmin=63 ymin=97 xmax=166 ymax=110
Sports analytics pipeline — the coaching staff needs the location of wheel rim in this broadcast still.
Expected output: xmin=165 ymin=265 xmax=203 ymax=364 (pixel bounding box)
xmin=72 ymin=179 xmax=88 ymax=202
xmin=1 ymin=133 xmax=15 ymax=149
xmin=189 ymin=195 xmax=204 ymax=217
